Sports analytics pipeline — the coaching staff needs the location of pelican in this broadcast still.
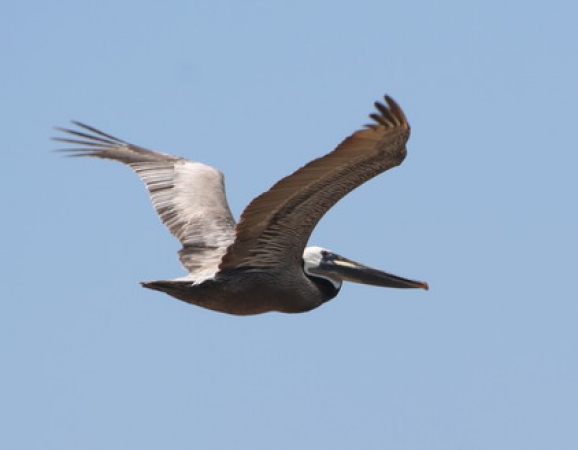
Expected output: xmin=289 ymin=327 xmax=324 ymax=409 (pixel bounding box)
xmin=55 ymin=95 xmax=428 ymax=315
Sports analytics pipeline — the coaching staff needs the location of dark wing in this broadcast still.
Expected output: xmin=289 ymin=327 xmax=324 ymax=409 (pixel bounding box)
xmin=219 ymin=95 xmax=410 ymax=270
xmin=54 ymin=122 xmax=236 ymax=280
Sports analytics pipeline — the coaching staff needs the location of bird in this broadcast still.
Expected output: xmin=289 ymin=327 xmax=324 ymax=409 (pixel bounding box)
xmin=55 ymin=95 xmax=428 ymax=315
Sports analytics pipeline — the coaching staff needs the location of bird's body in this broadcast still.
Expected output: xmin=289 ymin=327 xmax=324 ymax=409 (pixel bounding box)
xmin=56 ymin=95 xmax=428 ymax=315
xmin=143 ymin=266 xmax=335 ymax=315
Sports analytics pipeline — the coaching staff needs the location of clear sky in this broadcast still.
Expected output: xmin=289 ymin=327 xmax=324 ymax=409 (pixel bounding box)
xmin=2 ymin=1 xmax=577 ymax=449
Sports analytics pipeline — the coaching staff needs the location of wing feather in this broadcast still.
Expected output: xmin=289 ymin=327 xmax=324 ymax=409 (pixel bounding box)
xmin=219 ymin=95 xmax=410 ymax=269
xmin=54 ymin=123 xmax=235 ymax=280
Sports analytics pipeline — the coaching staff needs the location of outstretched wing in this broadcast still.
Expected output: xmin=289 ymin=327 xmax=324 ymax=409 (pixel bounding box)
xmin=219 ymin=95 xmax=411 ymax=270
xmin=54 ymin=122 xmax=236 ymax=280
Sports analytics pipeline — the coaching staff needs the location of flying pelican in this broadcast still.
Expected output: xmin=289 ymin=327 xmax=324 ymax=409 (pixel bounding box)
xmin=55 ymin=95 xmax=428 ymax=315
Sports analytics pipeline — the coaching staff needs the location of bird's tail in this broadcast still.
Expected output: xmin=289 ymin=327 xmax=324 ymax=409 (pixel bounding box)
xmin=141 ymin=280 xmax=187 ymax=293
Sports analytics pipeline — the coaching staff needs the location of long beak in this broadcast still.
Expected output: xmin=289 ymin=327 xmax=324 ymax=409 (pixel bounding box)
xmin=325 ymin=254 xmax=429 ymax=290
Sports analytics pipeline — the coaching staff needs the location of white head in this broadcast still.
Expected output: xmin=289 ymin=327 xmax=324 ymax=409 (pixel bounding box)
xmin=303 ymin=246 xmax=343 ymax=290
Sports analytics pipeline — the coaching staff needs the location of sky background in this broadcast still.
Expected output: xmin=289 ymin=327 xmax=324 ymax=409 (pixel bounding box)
xmin=2 ymin=1 xmax=577 ymax=449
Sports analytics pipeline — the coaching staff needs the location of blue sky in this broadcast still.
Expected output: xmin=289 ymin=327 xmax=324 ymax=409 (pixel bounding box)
xmin=2 ymin=1 xmax=577 ymax=449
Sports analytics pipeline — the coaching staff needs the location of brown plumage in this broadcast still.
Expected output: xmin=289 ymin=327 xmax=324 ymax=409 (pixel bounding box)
xmin=220 ymin=95 xmax=410 ymax=269
xmin=55 ymin=95 xmax=427 ymax=315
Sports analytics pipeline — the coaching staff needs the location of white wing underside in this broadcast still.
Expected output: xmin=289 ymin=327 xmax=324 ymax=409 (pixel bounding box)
xmin=134 ymin=160 xmax=236 ymax=283
xmin=55 ymin=123 xmax=236 ymax=284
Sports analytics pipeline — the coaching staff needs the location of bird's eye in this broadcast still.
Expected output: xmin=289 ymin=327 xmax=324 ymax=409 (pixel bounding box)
xmin=320 ymin=251 xmax=334 ymax=263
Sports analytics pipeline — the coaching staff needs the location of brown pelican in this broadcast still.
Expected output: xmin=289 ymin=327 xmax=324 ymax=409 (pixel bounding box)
xmin=55 ymin=95 xmax=428 ymax=315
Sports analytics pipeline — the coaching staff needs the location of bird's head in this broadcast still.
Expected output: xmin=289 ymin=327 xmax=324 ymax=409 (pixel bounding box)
xmin=302 ymin=246 xmax=428 ymax=293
